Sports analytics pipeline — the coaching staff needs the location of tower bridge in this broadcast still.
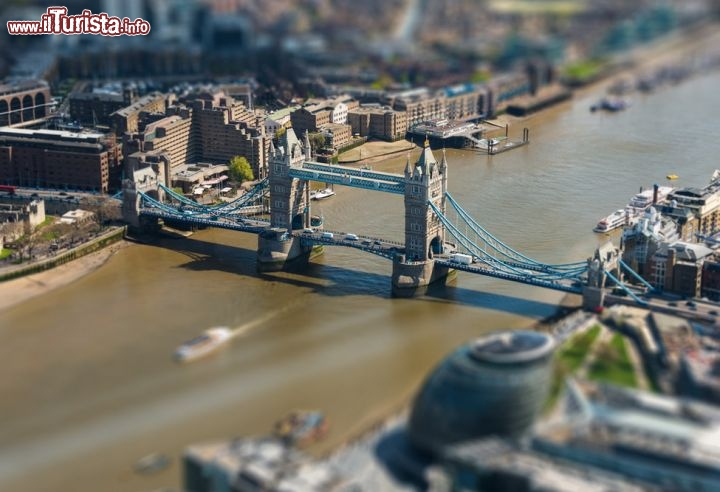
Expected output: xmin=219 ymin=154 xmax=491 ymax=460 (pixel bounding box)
xmin=121 ymin=129 xmax=649 ymax=307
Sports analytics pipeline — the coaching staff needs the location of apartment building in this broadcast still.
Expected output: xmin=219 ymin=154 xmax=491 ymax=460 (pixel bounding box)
xmin=141 ymin=107 xmax=196 ymax=170
xmin=0 ymin=128 xmax=122 ymax=192
xmin=348 ymin=105 xmax=408 ymax=141
xmin=110 ymin=92 xmax=167 ymax=134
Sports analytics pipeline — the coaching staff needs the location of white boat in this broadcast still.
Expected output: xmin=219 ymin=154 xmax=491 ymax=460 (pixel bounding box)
xmin=627 ymin=186 xmax=674 ymax=211
xmin=174 ymin=327 xmax=233 ymax=362
xmin=311 ymin=188 xmax=335 ymax=200
xmin=594 ymin=209 xmax=637 ymax=233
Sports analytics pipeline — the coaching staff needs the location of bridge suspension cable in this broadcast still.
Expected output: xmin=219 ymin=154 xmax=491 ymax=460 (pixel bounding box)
xmin=444 ymin=192 xmax=586 ymax=271
xmin=157 ymin=179 xmax=269 ymax=213
xmin=430 ymin=201 xmax=587 ymax=283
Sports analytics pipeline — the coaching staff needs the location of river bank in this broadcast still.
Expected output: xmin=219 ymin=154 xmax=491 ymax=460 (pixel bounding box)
xmin=0 ymin=239 xmax=129 ymax=312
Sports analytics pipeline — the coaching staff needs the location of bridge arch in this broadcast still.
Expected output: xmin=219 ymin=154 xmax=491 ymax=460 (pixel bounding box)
xmin=34 ymin=92 xmax=46 ymax=119
xmin=22 ymin=95 xmax=33 ymax=122
xmin=430 ymin=235 xmax=443 ymax=256
xmin=9 ymin=97 xmax=21 ymax=124
xmin=0 ymin=100 xmax=8 ymax=126
xmin=291 ymin=213 xmax=305 ymax=231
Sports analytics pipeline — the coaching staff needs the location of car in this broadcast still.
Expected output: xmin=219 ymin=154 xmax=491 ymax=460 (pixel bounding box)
xmin=361 ymin=240 xmax=371 ymax=246
xmin=345 ymin=233 xmax=359 ymax=241
xmin=668 ymin=301 xmax=678 ymax=307
xmin=59 ymin=191 xmax=67 ymax=196
xmin=686 ymin=300 xmax=697 ymax=307
xmin=373 ymin=240 xmax=382 ymax=246
xmin=709 ymin=310 xmax=718 ymax=316
xmin=302 ymin=228 xmax=314 ymax=234
xmin=30 ymin=192 xmax=39 ymax=198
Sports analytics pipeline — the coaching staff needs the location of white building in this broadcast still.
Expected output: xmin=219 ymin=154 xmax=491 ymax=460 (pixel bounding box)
xmin=330 ymin=101 xmax=348 ymax=125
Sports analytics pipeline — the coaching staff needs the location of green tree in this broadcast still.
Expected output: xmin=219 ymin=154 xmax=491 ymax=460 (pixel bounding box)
xmin=228 ymin=156 xmax=254 ymax=183
xmin=308 ymin=132 xmax=327 ymax=152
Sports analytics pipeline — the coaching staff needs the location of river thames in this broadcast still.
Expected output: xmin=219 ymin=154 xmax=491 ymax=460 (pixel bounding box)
xmin=1 ymin=71 xmax=719 ymax=491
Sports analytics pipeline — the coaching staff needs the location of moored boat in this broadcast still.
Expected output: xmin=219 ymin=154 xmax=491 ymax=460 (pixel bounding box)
xmin=627 ymin=186 xmax=674 ymax=211
xmin=312 ymin=188 xmax=336 ymax=200
xmin=594 ymin=209 xmax=637 ymax=233
xmin=273 ymin=410 xmax=329 ymax=447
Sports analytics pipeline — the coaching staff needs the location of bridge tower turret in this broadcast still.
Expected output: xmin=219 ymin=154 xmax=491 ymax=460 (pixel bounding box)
xmin=403 ymin=137 xmax=446 ymax=261
xmin=392 ymin=138 xmax=452 ymax=296
xmin=257 ymin=128 xmax=320 ymax=271
xmin=583 ymin=242 xmax=623 ymax=309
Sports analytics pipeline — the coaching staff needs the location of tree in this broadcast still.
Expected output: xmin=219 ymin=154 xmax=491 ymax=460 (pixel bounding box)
xmin=308 ymin=132 xmax=327 ymax=153
xmin=228 ymin=156 xmax=254 ymax=183
xmin=87 ymin=198 xmax=121 ymax=230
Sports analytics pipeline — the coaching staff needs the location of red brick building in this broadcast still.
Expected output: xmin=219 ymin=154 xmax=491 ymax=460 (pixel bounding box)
xmin=0 ymin=128 xmax=122 ymax=193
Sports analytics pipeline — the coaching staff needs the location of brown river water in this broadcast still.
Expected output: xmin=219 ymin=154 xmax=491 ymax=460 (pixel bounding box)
xmin=1 ymin=72 xmax=719 ymax=491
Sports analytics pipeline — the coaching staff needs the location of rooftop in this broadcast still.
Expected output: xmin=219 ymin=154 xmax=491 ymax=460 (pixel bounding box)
xmin=0 ymin=79 xmax=48 ymax=97
xmin=267 ymin=105 xmax=300 ymax=121
xmin=541 ymin=379 xmax=720 ymax=471
xmin=470 ymin=330 xmax=555 ymax=364
xmin=0 ymin=127 xmax=106 ymax=143
xmin=446 ymin=437 xmax=649 ymax=492
xmin=111 ymin=92 xmax=165 ymax=117
xmin=185 ymin=437 xmax=342 ymax=491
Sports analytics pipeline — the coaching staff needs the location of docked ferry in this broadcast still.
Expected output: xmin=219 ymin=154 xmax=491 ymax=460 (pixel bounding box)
xmin=627 ymin=186 xmax=674 ymax=211
xmin=594 ymin=209 xmax=637 ymax=233
xmin=174 ymin=327 xmax=233 ymax=362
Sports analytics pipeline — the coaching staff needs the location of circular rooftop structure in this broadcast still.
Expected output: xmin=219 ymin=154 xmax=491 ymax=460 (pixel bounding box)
xmin=408 ymin=330 xmax=555 ymax=456
xmin=469 ymin=330 xmax=555 ymax=364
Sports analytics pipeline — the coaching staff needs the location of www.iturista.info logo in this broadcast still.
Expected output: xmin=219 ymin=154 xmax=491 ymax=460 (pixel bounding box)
xmin=7 ymin=7 xmax=151 ymax=36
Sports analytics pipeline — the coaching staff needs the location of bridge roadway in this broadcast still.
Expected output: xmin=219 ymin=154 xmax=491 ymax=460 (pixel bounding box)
xmin=289 ymin=163 xmax=405 ymax=195
xmin=140 ymin=205 xmax=407 ymax=259
xmin=295 ymin=229 xmax=405 ymax=260
xmin=301 ymin=162 xmax=405 ymax=184
xmin=434 ymin=258 xmax=583 ymax=294
xmin=140 ymin=207 xmax=270 ymax=234
xmin=140 ymin=205 xmax=585 ymax=294
xmin=607 ymin=294 xmax=720 ymax=324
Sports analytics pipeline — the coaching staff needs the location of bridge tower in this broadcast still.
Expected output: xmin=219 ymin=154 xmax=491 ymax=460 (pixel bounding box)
xmin=121 ymin=164 xmax=165 ymax=230
xmin=257 ymin=128 xmax=320 ymax=271
xmin=392 ymin=139 xmax=452 ymax=296
xmin=583 ymin=242 xmax=622 ymax=309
